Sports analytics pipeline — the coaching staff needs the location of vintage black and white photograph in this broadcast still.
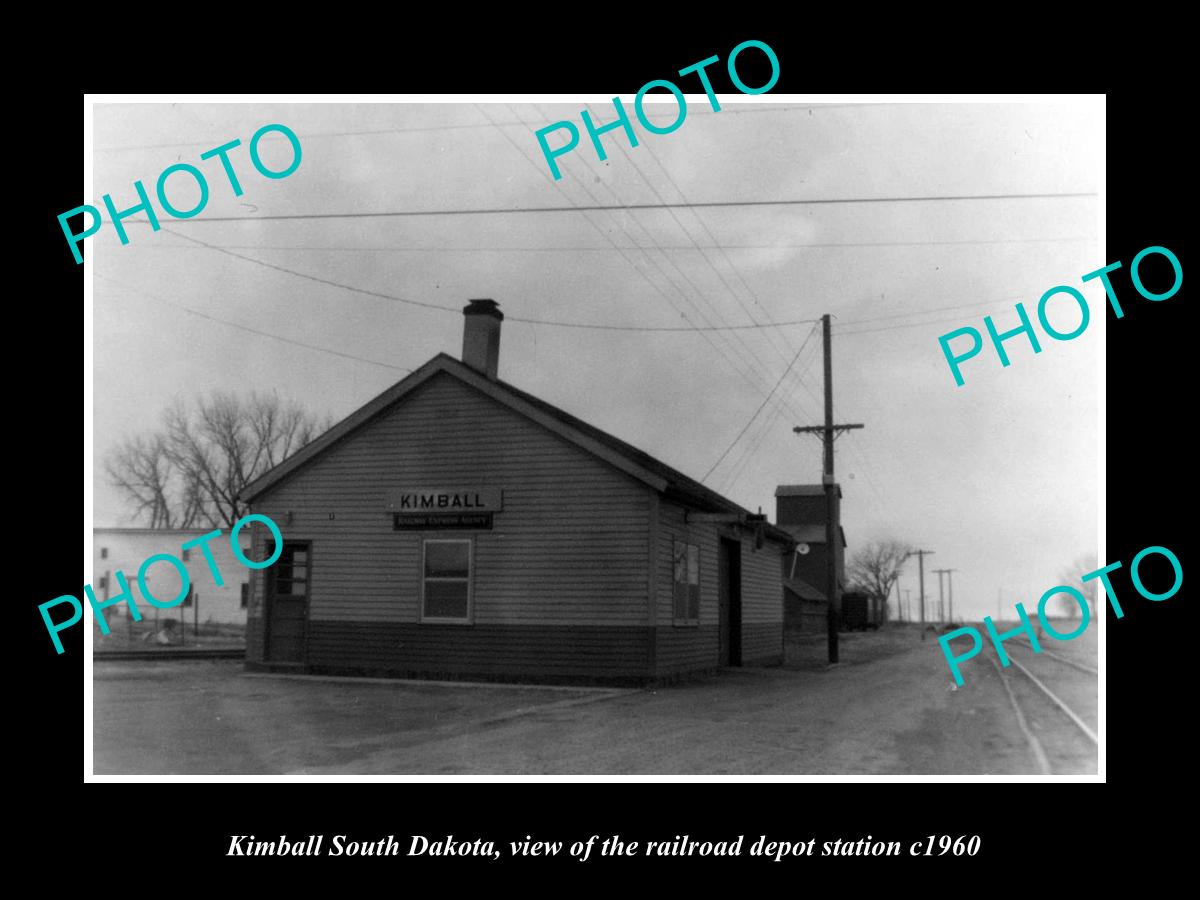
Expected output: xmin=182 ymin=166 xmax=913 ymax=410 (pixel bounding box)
xmin=87 ymin=96 xmax=1103 ymax=776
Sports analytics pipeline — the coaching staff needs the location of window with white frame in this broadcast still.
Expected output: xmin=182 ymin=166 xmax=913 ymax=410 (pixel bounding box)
xmin=422 ymin=539 xmax=472 ymax=622
xmin=673 ymin=540 xmax=700 ymax=624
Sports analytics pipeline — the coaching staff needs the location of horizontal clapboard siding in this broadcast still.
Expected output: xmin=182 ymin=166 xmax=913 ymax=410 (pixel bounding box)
xmin=250 ymin=373 xmax=651 ymax=634
xmin=742 ymin=623 xmax=783 ymax=665
xmin=742 ymin=542 xmax=784 ymax=663
xmin=653 ymin=501 xmax=784 ymax=674
xmin=786 ymin=596 xmax=828 ymax=633
xmin=304 ymin=621 xmax=650 ymax=679
xmin=653 ymin=501 xmax=719 ymax=672
xmin=655 ymin=501 xmax=720 ymax=628
xmin=246 ymin=615 xmax=263 ymax=663
xmin=742 ymin=540 xmax=784 ymax=625
xmin=656 ymin=625 xmax=719 ymax=675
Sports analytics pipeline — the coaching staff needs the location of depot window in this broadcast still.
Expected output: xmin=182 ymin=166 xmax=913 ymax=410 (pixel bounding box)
xmin=673 ymin=540 xmax=700 ymax=624
xmin=422 ymin=539 xmax=473 ymax=623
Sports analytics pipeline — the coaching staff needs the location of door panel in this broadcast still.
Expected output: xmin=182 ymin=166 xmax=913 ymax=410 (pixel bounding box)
xmin=266 ymin=541 xmax=310 ymax=663
xmin=719 ymin=537 xmax=743 ymax=667
xmin=718 ymin=542 xmax=731 ymax=666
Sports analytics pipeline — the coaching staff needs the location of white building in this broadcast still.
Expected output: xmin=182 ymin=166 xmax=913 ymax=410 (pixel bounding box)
xmin=93 ymin=528 xmax=252 ymax=627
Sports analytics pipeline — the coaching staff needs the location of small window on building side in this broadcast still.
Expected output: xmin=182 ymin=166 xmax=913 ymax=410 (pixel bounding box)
xmin=422 ymin=539 xmax=472 ymax=622
xmin=98 ymin=575 xmax=108 ymax=590
xmin=240 ymin=583 xmax=249 ymax=609
xmin=182 ymin=548 xmax=191 ymax=562
xmin=673 ymin=540 xmax=700 ymax=624
xmin=101 ymin=547 xmax=108 ymax=559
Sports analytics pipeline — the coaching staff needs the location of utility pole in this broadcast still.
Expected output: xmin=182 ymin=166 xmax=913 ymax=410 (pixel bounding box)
xmin=908 ymin=550 xmax=934 ymax=624
xmin=794 ymin=313 xmax=863 ymax=664
xmin=943 ymin=569 xmax=958 ymax=624
xmin=933 ymin=568 xmax=949 ymax=624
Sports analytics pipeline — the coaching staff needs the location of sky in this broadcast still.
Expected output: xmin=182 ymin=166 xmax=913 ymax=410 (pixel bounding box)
xmin=90 ymin=98 xmax=1102 ymax=623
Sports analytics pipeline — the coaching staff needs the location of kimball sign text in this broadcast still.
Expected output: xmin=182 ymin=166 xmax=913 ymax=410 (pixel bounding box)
xmin=388 ymin=488 xmax=503 ymax=513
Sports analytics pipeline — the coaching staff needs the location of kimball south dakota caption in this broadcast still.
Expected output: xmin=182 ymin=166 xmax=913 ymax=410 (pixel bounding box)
xmin=227 ymin=835 xmax=499 ymax=858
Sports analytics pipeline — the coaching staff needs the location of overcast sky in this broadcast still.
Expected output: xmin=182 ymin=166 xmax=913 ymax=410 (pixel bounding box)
xmin=90 ymin=98 xmax=1102 ymax=623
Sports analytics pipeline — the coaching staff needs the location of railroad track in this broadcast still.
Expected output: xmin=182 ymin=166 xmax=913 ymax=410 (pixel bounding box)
xmin=988 ymin=640 xmax=1098 ymax=775
xmin=1010 ymin=637 xmax=1098 ymax=675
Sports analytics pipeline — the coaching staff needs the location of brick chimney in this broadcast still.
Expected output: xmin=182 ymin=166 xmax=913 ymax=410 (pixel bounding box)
xmin=462 ymin=299 xmax=503 ymax=380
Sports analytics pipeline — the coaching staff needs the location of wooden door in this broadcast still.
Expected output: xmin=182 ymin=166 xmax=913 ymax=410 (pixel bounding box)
xmin=719 ymin=538 xmax=743 ymax=667
xmin=266 ymin=542 xmax=310 ymax=663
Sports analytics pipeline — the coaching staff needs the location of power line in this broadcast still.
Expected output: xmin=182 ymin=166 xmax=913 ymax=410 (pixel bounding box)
xmin=702 ymin=323 xmax=819 ymax=483
xmin=94 ymin=273 xmax=415 ymax=373
xmin=586 ymin=101 xmax=809 ymax=401
xmin=481 ymin=103 xmax=778 ymax=395
xmin=834 ymin=308 xmax=1027 ymax=337
xmin=92 ymin=104 xmax=901 ymax=153
xmin=116 ymin=191 xmax=1097 ymax=224
xmin=126 ymin=235 xmax=1095 ymax=252
xmin=540 ymin=104 xmax=785 ymax=395
xmin=151 ymin=227 xmax=1048 ymax=342
xmin=158 ymin=226 xmax=821 ymax=333
xmin=603 ymin=106 xmax=831 ymax=483
xmin=718 ymin=340 xmax=821 ymax=494
xmin=834 ymin=295 xmax=1033 ymax=327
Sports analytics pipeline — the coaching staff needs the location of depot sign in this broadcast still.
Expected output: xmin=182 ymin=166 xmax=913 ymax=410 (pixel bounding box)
xmin=387 ymin=488 xmax=503 ymax=513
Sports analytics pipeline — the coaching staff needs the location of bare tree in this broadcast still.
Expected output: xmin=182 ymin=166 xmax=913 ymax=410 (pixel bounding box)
xmin=1057 ymin=552 xmax=1100 ymax=618
xmin=108 ymin=391 xmax=328 ymax=529
xmin=848 ymin=539 xmax=915 ymax=623
xmin=104 ymin=434 xmax=204 ymax=529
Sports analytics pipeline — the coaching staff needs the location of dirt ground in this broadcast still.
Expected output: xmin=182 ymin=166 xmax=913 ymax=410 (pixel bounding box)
xmin=92 ymin=624 xmax=1098 ymax=775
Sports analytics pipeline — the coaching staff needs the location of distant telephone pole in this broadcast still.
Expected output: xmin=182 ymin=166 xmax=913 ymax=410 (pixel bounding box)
xmin=943 ymin=569 xmax=958 ymax=623
xmin=794 ymin=313 xmax=863 ymax=665
xmin=933 ymin=568 xmax=950 ymax=624
xmin=903 ymin=589 xmax=912 ymax=623
xmin=908 ymin=550 xmax=935 ymax=624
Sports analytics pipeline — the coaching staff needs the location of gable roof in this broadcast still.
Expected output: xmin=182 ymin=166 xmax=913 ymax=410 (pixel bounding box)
xmin=784 ymin=576 xmax=826 ymax=602
xmin=240 ymin=354 xmax=793 ymax=544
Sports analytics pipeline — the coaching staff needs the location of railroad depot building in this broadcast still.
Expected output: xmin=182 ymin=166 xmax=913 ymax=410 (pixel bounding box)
xmin=239 ymin=300 xmax=795 ymax=683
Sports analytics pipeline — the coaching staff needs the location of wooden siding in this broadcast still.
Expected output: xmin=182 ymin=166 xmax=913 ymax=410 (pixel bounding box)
xmin=246 ymin=614 xmax=263 ymax=663
xmin=653 ymin=501 xmax=717 ymax=673
xmin=741 ymin=537 xmax=784 ymax=663
xmin=300 ymin=621 xmax=650 ymax=680
xmin=653 ymin=500 xmax=784 ymax=674
xmin=249 ymin=373 xmax=652 ymax=639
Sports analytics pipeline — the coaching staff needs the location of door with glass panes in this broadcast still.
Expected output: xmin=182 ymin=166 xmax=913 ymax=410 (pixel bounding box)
xmin=265 ymin=541 xmax=310 ymax=663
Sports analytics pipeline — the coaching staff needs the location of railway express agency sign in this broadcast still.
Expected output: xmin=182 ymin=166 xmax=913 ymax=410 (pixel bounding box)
xmin=388 ymin=487 xmax=503 ymax=530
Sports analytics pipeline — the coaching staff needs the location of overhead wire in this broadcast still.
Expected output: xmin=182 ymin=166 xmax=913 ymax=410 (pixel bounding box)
xmin=476 ymin=104 xmax=774 ymax=393
xmin=111 ymin=190 xmax=1096 ymax=225
xmin=124 ymin=234 xmax=1094 ymax=252
xmin=702 ymin=322 xmax=819 ymax=483
xmin=525 ymin=103 xmax=788 ymax=396
xmin=94 ymin=272 xmax=415 ymax=374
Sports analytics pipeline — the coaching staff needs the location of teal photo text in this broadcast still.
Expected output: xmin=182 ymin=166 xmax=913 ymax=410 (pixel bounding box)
xmin=58 ymin=124 xmax=303 ymax=264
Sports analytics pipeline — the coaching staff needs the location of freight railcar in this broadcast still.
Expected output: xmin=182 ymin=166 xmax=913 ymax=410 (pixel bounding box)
xmin=840 ymin=591 xmax=881 ymax=631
